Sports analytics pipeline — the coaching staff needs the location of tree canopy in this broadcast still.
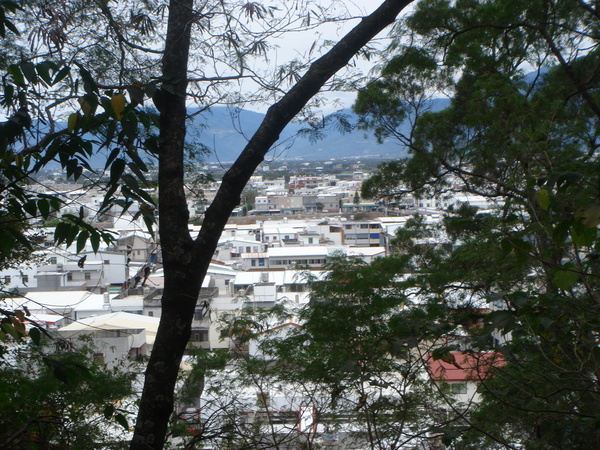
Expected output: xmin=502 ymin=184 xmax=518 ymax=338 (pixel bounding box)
xmin=352 ymin=0 xmax=600 ymax=447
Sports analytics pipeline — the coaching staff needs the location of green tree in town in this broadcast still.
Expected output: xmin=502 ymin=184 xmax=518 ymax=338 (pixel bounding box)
xmin=355 ymin=0 xmax=600 ymax=447
xmin=0 ymin=336 xmax=134 ymax=448
xmin=220 ymin=256 xmax=460 ymax=449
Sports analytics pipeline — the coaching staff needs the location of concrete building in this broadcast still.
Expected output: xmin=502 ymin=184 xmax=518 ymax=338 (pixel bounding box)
xmin=57 ymin=312 xmax=161 ymax=368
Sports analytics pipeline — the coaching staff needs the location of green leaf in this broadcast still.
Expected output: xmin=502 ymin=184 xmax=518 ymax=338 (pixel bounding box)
xmin=485 ymin=310 xmax=516 ymax=332
xmin=103 ymin=403 xmax=115 ymax=419
xmin=127 ymin=161 xmax=148 ymax=185
xmin=122 ymin=173 xmax=140 ymax=191
xmin=110 ymin=158 xmax=126 ymax=186
xmin=36 ymin=61 xmax=56 ymax=85
xmin=49 ymin=196 xmax=62 ymax=211
xmin=127 ymin=83 xmax=145 ymax=105
xmin=78 ymin=65 xmax=98 ymax=94
xmin=20 ymin=62 xmax=38 ymax=84
xmin=1 ymin=321 xmax=22 ymax=340
xmin=7 ymin=227 xmax=33 ymax=250
xmin=89 ymin=230 xmax=100 ymax=253
xmin=23 ymin=200 xmax=37 ymax=217
xmin=500 ymin=237 xmax=513 ymax=254
xmin=53 ymin=65 xmax=70 ymax=85
xmin=68 ymin=113 xmax=79 ymax=132
xmin=431 ymin=346 xmax=457 ymax=361
xmin=76 ymin=230 xmax=89 ymax=254
xmin=511 ymin=238 xmax=533 ymax=263
xmin=535 ymin=189 xmax=550 ymax=211
xmin=114 ymin=413 xmax=129 ymax=430
xmin=570 ymin=223 xmax=597 ymax=247
xmin=78 ymin=94 xmax=98 ymax=117
xmin=29 ymin=327 xmax=41 ymax=345
xmin=104 ymin=148 xmax=121 ymax=171
xmin=552 ymin=220 xmax=572 ymax=246
xmin=8 ymin=64 xmax=24 ymax=85
xmin=54 ymin=221 xmax=70 ymax=246
xmin=145 ymin=82 xmax=157 ymax=98
xmin=65 ymin=224 xmax=80 ymax=247
xmin=4 ymin=19 xmax=19 ymax=36
xmin=53 ymin=365 xmax=69 ymax=384
xmin=99 ymin=183 xmax=119 ymax=213
xmin=575 ymin=202 xmax=600 ymax=227
xmin=3 ymin=83 xmax=14 ymax=103
xmin=126 ymin=147 xmax=149 ymax=172
xmin=38 ymin=198 xmax=50 ymax=220
xmin=553 ymin=269 xmax=578 ymax=290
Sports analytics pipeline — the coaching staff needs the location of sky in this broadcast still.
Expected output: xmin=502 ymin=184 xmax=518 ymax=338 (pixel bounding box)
xmin=238 ymin=0 xmax=413 ymax=113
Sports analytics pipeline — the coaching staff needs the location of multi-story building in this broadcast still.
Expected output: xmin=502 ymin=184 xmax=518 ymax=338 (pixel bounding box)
xmin=342 ymin=221 xmax=387 ymax=247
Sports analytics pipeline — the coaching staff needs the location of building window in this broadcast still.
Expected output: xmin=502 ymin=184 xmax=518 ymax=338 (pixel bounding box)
xmin=49 ymin=257 xmax=57 ymax=264
xmin=451 ymin=383 xmax=467 ymax=394
xmin=251 ymin=260 xmax=256 ymax=267
xmin=67 ymin=273 xmax=73 ymax=281
xmin=148 ymin=311 xmax=154 ymax=317
xmin=258 ymin=258 xmax=265 ymax=267
xmin=84 ymin=272 xmax=91 ymax=281
xmin=308 ymin=237 xmax=313 ymax=244
xmin=104 ymin=260 xmax=110 ymax=264
xmin=3 ymin=275 xmax=10 ymax=284
xmin=190 ymin=330 xmax=209 ymax=342
xmin=21 ymin=274 xmax=28 ymax=283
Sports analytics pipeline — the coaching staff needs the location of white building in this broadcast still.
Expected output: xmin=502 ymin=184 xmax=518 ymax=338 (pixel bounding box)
xmin=6 ymin=290 xmax=117 ymax=323
xmin=57 ymin=312 xmax=161 ymax=368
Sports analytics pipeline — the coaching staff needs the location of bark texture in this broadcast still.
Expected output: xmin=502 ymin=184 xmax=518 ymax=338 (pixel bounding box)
xmin=131 ymin=1 xmax=413 ymax=448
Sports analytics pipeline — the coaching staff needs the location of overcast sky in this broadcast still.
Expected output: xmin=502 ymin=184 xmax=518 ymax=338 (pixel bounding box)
xmin=242 ymin=0 xmax=413 ymax=113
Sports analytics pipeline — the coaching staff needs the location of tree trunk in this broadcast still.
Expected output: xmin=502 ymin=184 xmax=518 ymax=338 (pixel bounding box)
xmin=131 ymin=1 xmax=414 ymax=448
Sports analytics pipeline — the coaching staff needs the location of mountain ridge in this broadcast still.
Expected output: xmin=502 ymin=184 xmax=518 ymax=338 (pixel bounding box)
xmin=190 ymin=101 xmax=449 ymax=162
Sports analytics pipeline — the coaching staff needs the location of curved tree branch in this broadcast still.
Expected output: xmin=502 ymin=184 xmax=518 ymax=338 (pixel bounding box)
xmin=131 ymin=1 xmax=415 ymax=449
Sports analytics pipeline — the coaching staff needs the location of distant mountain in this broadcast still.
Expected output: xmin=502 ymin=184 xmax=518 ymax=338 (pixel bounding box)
xmin=40 ymin=99 xmax=451 ymax=170
xmin=189 ymin=100 xmax=450 ymax=162
xmin=187 ymin=106 xmax=405 ymax=162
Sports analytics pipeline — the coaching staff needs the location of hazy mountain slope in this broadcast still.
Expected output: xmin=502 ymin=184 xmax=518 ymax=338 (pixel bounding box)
xmin=42 ymin=100 xmax=451 ymax=169
xmin=190 ymin=101 xmax=449 ymax=162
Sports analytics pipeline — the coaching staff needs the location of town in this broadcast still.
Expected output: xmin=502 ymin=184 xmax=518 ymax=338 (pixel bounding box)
xmin=1 ymin=159 xmax=497 ymax=448
xmin=2 ymin=0 xmax=597 ymax=447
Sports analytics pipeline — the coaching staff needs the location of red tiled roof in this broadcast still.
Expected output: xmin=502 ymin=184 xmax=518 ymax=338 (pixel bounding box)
xmin=427 ymin=351 xmax=505 ymax=382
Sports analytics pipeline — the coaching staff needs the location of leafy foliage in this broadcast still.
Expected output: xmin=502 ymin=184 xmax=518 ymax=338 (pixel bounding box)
xmin=0 ymin=336 xmax=134 ymax=448
xmin=216 ymin=257 xmax=468 ymax=449
xmin=354 ymin=0 xmax=600 ymax=447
